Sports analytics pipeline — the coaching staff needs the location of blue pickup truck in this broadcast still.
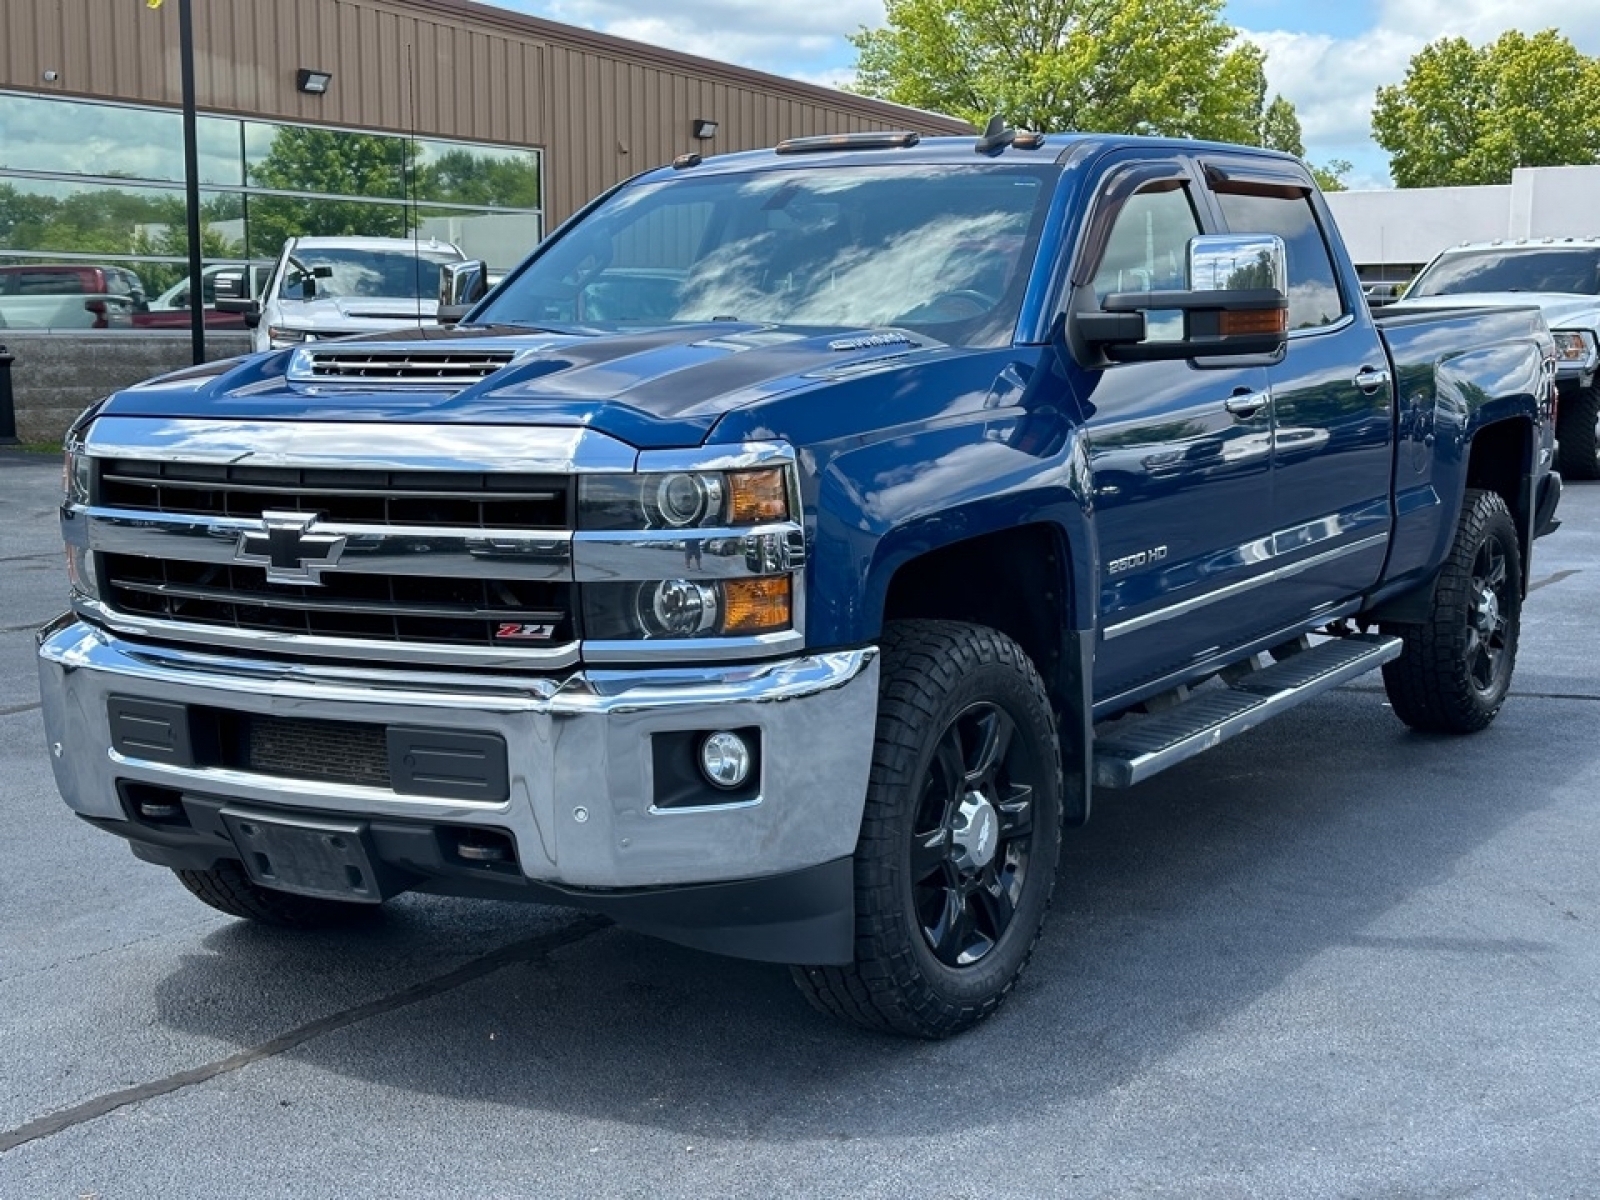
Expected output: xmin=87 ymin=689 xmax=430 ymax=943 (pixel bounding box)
xmin=39 ymin=129 xmax=1562 ymax=1037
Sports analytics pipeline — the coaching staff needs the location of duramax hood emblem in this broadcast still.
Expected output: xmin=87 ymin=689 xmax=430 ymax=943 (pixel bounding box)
xmin=234 ymin=511 xmax=347 ymax=585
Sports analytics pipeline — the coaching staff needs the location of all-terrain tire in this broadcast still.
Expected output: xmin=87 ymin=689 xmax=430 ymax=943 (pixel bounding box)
xmin=1381 ymin=488 xmax=1522 ymax=733
xmin=1555 ymin=382 xmax=1600 ymax=481
xmin=173 ymin=863 xmax=384 ymax=929
xmin=790 ymin=620 xmax=1063 ymax=1038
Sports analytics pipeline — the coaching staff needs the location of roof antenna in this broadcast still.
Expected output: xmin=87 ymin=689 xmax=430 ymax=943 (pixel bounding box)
xmin=974 ymin=115 xmax=1015 ymax=156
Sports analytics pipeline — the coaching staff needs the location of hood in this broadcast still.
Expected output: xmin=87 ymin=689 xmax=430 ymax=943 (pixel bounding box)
xmin=99 ymin=322 xmax=963 ymax=449
xmin=1390 ymin=291 xmax=1600 ymax=331
xmin=277 ymin=295 xmax=441 ymax=329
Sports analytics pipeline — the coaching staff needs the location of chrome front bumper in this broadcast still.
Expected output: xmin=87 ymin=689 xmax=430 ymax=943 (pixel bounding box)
xmin=37 ymin=616 xmax=878 ymax=890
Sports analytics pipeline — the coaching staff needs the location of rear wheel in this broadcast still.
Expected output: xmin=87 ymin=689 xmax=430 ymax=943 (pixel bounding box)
xmin=1555 ymin=382 xmax=1600 ymax=480
xmin=173 ymin=863 xmax=384 ymax=929
xmin=1381 ymin=488 xmax=1522 ymax=733
xmin=790 ymin=621 xmax=1062 ymax=1038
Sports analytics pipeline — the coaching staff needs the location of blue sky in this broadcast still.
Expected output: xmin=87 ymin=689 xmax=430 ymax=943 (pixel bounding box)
xmin=494 ymin=0 xmax=1600 ymax=190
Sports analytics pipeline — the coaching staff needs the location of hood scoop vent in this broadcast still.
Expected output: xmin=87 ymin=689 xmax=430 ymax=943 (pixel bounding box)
xmin=288 ymin=347 xmax=519 ymax=387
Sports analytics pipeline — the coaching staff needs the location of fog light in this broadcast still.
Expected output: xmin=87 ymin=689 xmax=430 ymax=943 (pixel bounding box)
xmin=700 ymin=731 xmax=752 ymax=789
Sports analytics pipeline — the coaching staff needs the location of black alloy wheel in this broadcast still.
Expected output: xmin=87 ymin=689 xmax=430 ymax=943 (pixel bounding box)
xmin=910 ymin=701 xmax=1037 ymax=968
xmin=1463 ymin=531 xmax=1512 ymax=697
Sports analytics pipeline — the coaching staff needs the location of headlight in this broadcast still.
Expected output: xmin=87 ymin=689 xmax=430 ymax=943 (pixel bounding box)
xmin=268 ymin=326 xmax=316 ymax=347
xmin=66 ymin=544 xmax=100 ymax=600
xmin=578 ymin=468 xmax=790 ymax=530
xmin=583 ymin=577 xmax=794 ymax=641
xmin=62 ymin=438 xmax=91 ymax=505
xmin=1551 ymin=329 xmax=1598 ymax=370
xmin=576 ymin=449 xmax=803 ymax=653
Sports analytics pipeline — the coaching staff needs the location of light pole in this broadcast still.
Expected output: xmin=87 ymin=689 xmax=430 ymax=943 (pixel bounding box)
xmin=177 ymin=0 xmax=205 ymax=365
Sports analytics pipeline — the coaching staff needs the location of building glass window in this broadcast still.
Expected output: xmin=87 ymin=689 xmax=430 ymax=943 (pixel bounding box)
xmin=0 ymin=89 xmax=544 ymax=329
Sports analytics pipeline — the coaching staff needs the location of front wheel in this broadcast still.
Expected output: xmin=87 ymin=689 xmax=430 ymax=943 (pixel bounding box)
xmin=1555 ymin=382 xmax=1600 ymax=480
xmin=790 ymin=621 xmax=1063 ymax=1038
xmin=1381 ymin=488 xmax=1522 ymax=733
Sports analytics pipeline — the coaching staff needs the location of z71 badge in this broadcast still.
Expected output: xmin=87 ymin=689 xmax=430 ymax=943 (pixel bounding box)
xmin=495 ymin=623 xmax=557 ymax=640
xmin=1107 ymin=545 xmax=1168 ymax=575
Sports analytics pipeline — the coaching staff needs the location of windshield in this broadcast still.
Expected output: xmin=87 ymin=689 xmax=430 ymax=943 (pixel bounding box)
xmin=1409 ymin=247 xmax=1600 ymax=297
xmin=474 ymin=164 xmax=1057 ymax=346
xmin=281 ymin=245 xmax=462 ymax=301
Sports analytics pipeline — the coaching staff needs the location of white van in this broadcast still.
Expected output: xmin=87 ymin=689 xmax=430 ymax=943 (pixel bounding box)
xmin=226 ymin=236 xmax=465 ymax=352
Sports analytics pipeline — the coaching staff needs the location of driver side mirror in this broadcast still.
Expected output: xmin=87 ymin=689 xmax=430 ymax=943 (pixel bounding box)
xmin=213 ymin=268 xmax=261 ymax=324
xmin=438 ymin=260 xmax=488 ymax=326
xmin=1077 ymin=234 xmax=1289 ymax=362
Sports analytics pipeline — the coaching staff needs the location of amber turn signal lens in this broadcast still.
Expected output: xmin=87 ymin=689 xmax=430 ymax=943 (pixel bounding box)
xmin=1219 ymin=309 xmax=1288 ymax=337
xmin=721 ymin=577 xmax=792 ymax=634
xmin=727 ymin=468 xmax=789 ymax=524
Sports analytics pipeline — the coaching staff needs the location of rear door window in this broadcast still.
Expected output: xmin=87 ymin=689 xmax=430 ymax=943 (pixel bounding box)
xmin=1212 ymin=188 xmax=1345 ymax=330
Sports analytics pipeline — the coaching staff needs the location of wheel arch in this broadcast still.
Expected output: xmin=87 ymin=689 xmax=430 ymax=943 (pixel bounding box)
xmin=877 ymin=519 xmax=1083 ymax=709
xmin=1367 ymin=413 xmax=1537 ymax=625
xmin=1464 ymin=414 xmax=1536 ymax=593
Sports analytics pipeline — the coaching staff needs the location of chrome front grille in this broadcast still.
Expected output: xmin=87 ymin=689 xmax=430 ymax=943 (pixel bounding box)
xmin=293 ymin=348 xmax=517 ymax=384
xmin=101 ymin=555 xmax=574 ymax=648
xmin=85 ymin=449 xmax=580 ymax=667
xmin=98 ymin=460 xmax=569 ymax=529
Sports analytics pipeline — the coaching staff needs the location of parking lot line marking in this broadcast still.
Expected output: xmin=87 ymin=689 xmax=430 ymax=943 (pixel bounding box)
xmin=0 ymin=913 xmax=611 ymax=1154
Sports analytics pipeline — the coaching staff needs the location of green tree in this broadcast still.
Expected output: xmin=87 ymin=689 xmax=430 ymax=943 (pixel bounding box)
xmin=851 ymin=0 xmax=1289 ymax=144
xmin=1311 ymin=159 xmax=1352 ymax=193
xmin=1259 ymin=94 xmax=1304 ymax=156
xmin=1373 ymin=30 xmax=1600 ymax=187
xmin=246 ymin=126 xmax=411 ymax=254
xmin=421 ymin=149 xmax=540 ymax=208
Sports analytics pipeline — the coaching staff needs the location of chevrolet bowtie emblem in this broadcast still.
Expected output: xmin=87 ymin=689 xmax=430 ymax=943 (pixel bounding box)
xmin=235 ymin=511 xmax=347 ymax=585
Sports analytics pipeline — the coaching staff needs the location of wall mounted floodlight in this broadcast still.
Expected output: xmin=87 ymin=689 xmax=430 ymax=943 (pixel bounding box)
xmin=296 ymin=68 xmax=333 ymax=95
xmin=691 ymin=118 xmax=718 ymax=140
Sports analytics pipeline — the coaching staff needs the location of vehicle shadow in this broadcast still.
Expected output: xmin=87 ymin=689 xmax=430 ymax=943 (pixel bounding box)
xmin=150 ymin=688 xmax=1590 ymax=1141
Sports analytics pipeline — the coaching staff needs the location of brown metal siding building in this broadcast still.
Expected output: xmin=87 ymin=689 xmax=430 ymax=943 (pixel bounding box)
xmin=0 ymin=0 xmax=969 ymax=228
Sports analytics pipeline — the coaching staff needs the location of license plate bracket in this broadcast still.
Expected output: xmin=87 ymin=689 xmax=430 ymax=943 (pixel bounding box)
xmin=220 ymin=809 xmax=390 ymax=903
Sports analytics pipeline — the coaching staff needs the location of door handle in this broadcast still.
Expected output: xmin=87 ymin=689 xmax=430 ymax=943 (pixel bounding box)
xmin=1224 ymin=390 xmax=1269 ymax=420
xmin=1354 ymin=366 xmax=1392 ymax=394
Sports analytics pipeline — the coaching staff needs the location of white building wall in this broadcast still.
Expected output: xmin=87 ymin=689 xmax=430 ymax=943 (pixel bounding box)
xmin=1325 ymin=165 xmax=1600 ymax=276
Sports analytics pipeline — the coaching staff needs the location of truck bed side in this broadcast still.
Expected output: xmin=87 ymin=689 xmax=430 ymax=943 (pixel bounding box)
xmin=1370 ymin=304 xmax=1554 ymax=606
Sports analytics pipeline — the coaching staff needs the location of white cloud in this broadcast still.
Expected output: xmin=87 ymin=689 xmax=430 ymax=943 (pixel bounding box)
xmin=1373 ymin=0 xmax=1600 ymax=45
xmin=501 ymin=0 xmax=877 ymax=78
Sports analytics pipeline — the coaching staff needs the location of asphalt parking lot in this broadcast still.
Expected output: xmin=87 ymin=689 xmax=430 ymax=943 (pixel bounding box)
xmin=2 ymin=446 xmax=1597 ymax=1199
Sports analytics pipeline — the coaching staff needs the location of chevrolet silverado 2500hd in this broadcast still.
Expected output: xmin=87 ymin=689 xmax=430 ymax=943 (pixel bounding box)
xmin=39 ymin=130 xmax=1562 ymax=1037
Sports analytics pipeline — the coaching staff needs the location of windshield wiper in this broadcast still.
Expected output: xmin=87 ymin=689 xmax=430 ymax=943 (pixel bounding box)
xmin=470 ymin=319 xmax=598 ymax=336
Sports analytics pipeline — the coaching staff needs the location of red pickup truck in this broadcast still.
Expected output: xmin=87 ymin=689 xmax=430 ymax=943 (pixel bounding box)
xmin=0 ymin=263 xmax=147 ymax=329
